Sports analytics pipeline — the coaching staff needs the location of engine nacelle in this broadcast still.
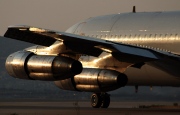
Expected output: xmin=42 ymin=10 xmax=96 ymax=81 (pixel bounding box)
xmin=5 ymin=51 xmax=82 ymax=80
xmin=55 ymin=68 xmax=128 ymax=92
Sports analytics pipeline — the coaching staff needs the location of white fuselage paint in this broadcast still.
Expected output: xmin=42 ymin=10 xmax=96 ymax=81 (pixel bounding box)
xmin=66 ymin=11 xmax=180 ymax=86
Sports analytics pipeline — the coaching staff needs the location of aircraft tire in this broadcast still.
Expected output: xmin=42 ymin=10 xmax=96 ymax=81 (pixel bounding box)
xmin=91 ymin=93 xmax=102 ymax=108
xmin=101 ymin=93 xmax=110 ymax=108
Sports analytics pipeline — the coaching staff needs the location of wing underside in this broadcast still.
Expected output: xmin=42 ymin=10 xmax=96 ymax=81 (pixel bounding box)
xmin=4 ymin=25 xmax=180 ymax=76
xmin=4 ymin=26 xmax=158 ymax=60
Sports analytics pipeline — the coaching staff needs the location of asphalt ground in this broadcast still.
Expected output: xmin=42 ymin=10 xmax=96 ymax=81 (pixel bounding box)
xmin=0 ymin=101 xmax=180 ymax=115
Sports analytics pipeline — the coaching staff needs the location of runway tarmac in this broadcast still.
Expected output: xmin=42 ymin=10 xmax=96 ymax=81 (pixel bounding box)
xmin=0 ymin=101 xmax=180 ymax=115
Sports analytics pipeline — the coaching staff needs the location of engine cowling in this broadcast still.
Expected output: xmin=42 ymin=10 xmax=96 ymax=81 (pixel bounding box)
xmin=5 ymin=51 xmax=82 ymax=80
xmin=55 ymin=68 xmax=128 ymax=92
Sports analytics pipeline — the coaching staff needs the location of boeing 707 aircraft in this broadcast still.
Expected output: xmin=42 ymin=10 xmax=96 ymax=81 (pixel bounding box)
xmin=3 ymin=9 xmax=180 ymax=108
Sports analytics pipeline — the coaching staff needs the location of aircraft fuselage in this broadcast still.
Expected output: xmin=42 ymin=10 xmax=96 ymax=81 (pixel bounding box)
xmin=65 ymin=11 xmax=180 ymax=86
xmin=19 ymin=11 xmax=180 ymax=87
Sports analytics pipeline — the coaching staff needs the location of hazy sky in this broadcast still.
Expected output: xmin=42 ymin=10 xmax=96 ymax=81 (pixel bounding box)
xmin=1 ymin=0 xmax=180 ymax=35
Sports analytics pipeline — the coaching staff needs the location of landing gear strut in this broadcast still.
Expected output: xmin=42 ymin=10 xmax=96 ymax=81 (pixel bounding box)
xmin=91 ymin=93 xmax=110 ymax=108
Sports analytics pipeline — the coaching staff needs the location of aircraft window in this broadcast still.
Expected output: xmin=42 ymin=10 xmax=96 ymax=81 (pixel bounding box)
xmin=138 ymin=35 xmax=140 ymax=38
xmin=175 ymin=34 xmax=178 ymax=40
xmin=140 ymin=35 xmax=142 ymax=40
xmin=154 ymin=34 xmax=157 ymax=40
xmin=101 ymin=35 xmax=103 ymax=38
xmin=149 ymin=34 xmax=152 ymax=38
xmin=159 ymin=34 xmax=162 ymax=40
xmin=165 ymin=34 xmax=167 ymax=37
xmin=165 ymin=34 xmax=169 ymax=40
xmin=144 ymin=34 xmax=147 ymax=38
xmin=116 ymin=35 xmax=119 ymax=39
xmin=169 ymin=34 xmax=172 ymax=39
xmin=170 ymin=34 xmax=175 ymax=40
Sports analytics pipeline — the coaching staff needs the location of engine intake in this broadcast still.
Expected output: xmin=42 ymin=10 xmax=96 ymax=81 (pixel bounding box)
xmin=5 ymin=51 xmax=82 ymax=80
xmin=55 ymin=68 xmax=128 ymax=92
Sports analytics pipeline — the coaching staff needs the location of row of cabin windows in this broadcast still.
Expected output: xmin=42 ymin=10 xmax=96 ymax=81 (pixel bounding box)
xmin=80 ymin=33 xmax=176 ymax=52
xmin=86 ymin=34 xmax=179 ymax=39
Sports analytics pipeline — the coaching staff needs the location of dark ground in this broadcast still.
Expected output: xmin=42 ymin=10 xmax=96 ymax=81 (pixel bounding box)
xmin=0 ymin=101 xmax=180 ymax=115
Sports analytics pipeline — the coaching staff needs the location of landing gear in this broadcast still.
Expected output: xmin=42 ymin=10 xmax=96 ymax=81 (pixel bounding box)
xmin=101 ymin=93 xmax=110 ymax=108
xmin=91 ymin=93 xmax=110 ymax=108
xmin=91 ymin=93 xmax=102 ymax=108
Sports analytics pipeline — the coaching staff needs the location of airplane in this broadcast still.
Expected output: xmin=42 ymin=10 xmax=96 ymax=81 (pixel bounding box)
xmin=3 ymin=7 xmax=180 ymax=108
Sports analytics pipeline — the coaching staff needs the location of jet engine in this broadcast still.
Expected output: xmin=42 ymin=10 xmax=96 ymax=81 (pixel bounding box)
xmin=55 ymin=68 xmax=128 ymax=92
xmin=5 ymin=51 xmax=82 ymax=80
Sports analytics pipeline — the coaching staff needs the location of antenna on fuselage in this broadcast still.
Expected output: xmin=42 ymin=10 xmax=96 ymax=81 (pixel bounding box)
xmin=132 ymin=6 xmax=136 ymax=13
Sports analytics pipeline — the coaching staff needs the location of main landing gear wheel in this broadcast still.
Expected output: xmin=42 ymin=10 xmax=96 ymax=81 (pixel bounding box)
xmin=101 ymin=93 xmax=110 ymax=108
xmin=91 ymin=93 xmax=110 ymax=108
xmin=91 ymin=93 xmax=102 ymax=108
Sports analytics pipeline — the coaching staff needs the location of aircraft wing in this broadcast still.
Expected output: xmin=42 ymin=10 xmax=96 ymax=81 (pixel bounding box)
xmin=3 ymin=25 xmax=179 ymax=64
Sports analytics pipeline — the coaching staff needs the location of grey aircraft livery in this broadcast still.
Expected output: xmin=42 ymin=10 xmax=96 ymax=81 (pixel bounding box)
xmin=3 ymin=8 xmax=180 ymax=108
